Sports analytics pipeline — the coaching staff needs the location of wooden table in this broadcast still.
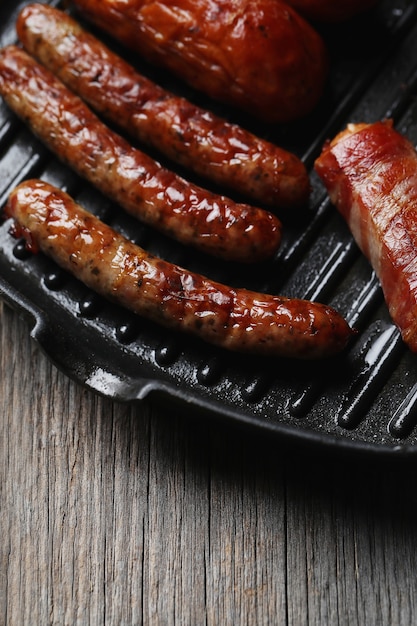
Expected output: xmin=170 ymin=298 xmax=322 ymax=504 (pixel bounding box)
xmin=2 ymin=298 xmax=417 ymax=626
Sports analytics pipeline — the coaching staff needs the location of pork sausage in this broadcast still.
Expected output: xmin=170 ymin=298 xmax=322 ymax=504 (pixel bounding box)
xmin=315 ymin=120 xmax=417 ymax=352
xmin=17 ymin=3 xmax=310 ymax=209
xmin=284 ymin=0 xmax=379 ymax=22
xmin=0 ymin=45 xmax=281 ymax=262
xmin=5 ymin=179 xmax=354 ymax=358
xmin=70 ymin=0 xmax=328 ymax=123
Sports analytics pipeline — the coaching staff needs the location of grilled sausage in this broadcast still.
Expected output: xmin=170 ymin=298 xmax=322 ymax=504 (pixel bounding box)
xmin=0 ymin=45 xmax=281 ymax=263
xmin=284 ymin=0 xmax=379 ymax=22
xmin=5 ymin=179 xmax=354 ymax=358
xmin=17 ymin=3 xmax=310 ymax=210
xmin=70 ymin=0 xmax=328 ymax=123
xmin=315 ymin=120 xmax=417 ymax=352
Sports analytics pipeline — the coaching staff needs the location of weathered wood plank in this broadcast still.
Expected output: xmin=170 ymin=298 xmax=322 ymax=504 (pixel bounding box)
xmin=3 ymin=301 xmax=417 ymax=626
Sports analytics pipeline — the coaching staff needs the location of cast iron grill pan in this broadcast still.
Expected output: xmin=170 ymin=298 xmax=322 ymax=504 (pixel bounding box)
xmin=1 ymin=0 xmax=417 ymax=457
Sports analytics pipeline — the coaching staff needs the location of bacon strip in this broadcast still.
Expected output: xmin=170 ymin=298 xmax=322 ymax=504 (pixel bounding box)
xmin=315 ymin=119 xmax=417 ymax=351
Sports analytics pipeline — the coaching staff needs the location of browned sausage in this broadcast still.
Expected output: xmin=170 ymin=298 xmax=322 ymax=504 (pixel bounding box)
xmin=70 ymin=0 xmax=328 ymax=123
xmin=5 ymin=179 xmax=355 ymax=358
xmin=17 ymin=3 xmax=310 ymax=210
xmin=315 ymin=120 xmax=417 ymax=353
xmin=284 ymin=0 xmax=379 ymax=22
xmin=0 ymin=45 xmax=282 ymax=263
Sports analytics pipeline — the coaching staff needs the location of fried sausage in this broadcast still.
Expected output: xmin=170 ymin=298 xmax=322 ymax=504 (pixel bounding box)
xmin=70 ymin=0 xmax=328 ymax=123
xmin=0 ymin=45 xmax=282 ymax=263
xmin=315 ymin=120 xmax=417 ymax=352
xmin=284 ymin=0 xmax=379 ymax=22
xmin=17 ymin=3 xmax=310 ymax=210
xmin=5 ymin=179 xmax=354 ymax=358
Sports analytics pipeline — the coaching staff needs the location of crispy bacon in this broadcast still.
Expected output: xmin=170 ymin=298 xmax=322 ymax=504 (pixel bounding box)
xmin=315 ymin=119 xmax=417 ymax=351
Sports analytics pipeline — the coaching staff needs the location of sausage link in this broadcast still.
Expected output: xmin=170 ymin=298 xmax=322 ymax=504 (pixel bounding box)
xmin=0 ymin=45 xmax=281 ymax=263
xmin=70 ymin=0 xmax=328 ymax=123
xmin=5 ymin=180 xmax=354 ymax=359
xmin=17 ymin=3 xmax=310 ymax=210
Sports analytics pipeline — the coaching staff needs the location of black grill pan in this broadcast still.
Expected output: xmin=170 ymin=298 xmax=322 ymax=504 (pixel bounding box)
xmin=2 ymin=0 xmax=417 ymax=458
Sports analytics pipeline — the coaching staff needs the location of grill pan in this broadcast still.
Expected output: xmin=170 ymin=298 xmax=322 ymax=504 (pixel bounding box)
xmin=2 ymin=0 xmax=417 ymax=458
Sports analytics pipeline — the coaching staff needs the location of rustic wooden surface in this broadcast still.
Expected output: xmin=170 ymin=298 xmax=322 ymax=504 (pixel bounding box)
xmin=2 ymin=299 xmax=417 ymax=626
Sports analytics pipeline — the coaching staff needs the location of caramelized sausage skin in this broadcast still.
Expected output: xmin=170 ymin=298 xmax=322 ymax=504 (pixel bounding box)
xmin=5 ymin=180 xmax=354 ymax=359
xmin=17 ymin=3 xmax=310 ymax=210
xmin=70 ymin=0 xmax=328 ymax=123
xmin=284 ymin=0 xmax=379 ymax=22
xmin=0 ymin=45 xmax=281 ymax=263
xmin=315 ymin=120 xmax=417 ymax=352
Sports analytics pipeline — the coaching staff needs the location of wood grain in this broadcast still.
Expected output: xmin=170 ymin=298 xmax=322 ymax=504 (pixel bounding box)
xmin=2 ymin=300 xmax=417 ymax=625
